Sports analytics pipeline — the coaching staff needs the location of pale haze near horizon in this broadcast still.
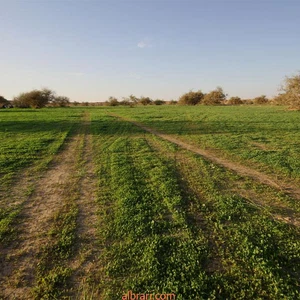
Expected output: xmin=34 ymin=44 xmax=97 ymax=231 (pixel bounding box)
xmin=1 ymin=0 xmax=299 ymax=102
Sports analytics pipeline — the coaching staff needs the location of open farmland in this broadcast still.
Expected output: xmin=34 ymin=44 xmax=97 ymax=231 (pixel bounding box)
xmin=0 ymin=106 xmax=299 ymax=299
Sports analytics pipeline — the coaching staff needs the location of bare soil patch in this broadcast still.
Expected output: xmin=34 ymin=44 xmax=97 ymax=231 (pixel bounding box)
xmin=0 ymin=131 xmax=83 ymax=299
xmin=67 ymin=113 xmax=100 ymax=297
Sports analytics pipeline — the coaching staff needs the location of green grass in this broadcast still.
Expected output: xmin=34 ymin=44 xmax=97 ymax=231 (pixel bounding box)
xmin=1 ymin=106 xmax=299 ymax=299
xmin=0 ymin=108 xmax=84 ymax=244
xmin=89 ymin=109 xmax=300 ymax=299
xmin=0 ymin=108 xmax=83 ymax=188
xmin=110 ymin=105 xmax=300 ymax=182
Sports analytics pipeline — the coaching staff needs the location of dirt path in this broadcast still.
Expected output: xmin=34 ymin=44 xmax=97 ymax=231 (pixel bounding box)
xmin=111 ymin=114 xmax=300 ymax=201
xmin=0 ymin=126 xmax=84 ymax=299
xmin=146 ymin=135 xmax=300 ymax=227
xmin=67 ymin=113 xmax=100 ymax=297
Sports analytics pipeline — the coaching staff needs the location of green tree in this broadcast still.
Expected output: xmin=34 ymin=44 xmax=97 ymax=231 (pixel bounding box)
xmin=202 ymin=87 xmax=226 ymax=105
xmin=178 ymin=90 xmax=204 ymax=105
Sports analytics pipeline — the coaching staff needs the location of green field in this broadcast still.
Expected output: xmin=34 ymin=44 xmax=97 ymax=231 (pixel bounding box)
xmin=0 ymin=106 xmax=299 ymax=299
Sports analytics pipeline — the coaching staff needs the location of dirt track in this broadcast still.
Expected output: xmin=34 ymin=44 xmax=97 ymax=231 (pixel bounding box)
xmin=115 ymin=115 xmax=300 ymax=201
xmin=0 ymin=114 xmax=99 ymax=299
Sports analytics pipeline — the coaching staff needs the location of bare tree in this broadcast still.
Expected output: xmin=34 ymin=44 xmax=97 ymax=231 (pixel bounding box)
xmin=279 ymin=72 xmax=300 ymax=109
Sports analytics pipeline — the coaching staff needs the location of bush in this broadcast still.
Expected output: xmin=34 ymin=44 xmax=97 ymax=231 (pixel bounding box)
xmin=13 ymin=88 xmax=55 ymax=108
xmin=202 ymin=87 xmax=226 ymax=105
xmin=106 ymin=96 xmax=119 ymax=106
xmin=178 ymin=90 xmax=204 ymax=105
xmin=168 ymin=100 xmax=178 ymax=105
xmin=50 ymin=96 xmax=70 ymax=107
xmin=0 ymin=95 xmax=9 ymax=107
xmin=139 ymin=96 xmax=152 ymax=105
xmin=253 ymin=95 xmax=269 ymax=105
xmin=13 ymin=89 xmax=71 ymax=108
xmin=153 ymin=99 xmax=166 ymax=105
xmin=279 ymin=72 xmax=300 ymax=109
xmin=227 ymin=96 xmax=243 ymax=105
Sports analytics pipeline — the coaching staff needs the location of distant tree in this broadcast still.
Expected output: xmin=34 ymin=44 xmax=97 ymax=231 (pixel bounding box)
xmin=122 ymin=94 xmax=139 ymax=106
xmin=120 ymin=99 xmax=134 ymax=107
xmin=227 ymin=96 xmax=243 ymax=105
xmin=120 ymin=99 xmax=130 ymax=106
xmin=242 ymin=99 xmax=254 ymax=105
xmin=153 ymin=99 xmax=166 ymax=105
xmin=168 ymin=100 xmax=178 ymax=105
xmin=178 ymin=90 xmax=204 ymax=105
xmin=278 ymin=72 xmax=300 ymax=109
xmin=0 ymin=95 xmax=8 ymax=106
xmin=128 ymin=94 xmax=139 ymax=104
xmin=253 ymin=95 xmax=269 ymax=105
xmin=51 ymin=96 xmax=70 ymax=107
xmin=107 ymin=96 xmax=119 ymax=106
xmin=0 ymin=95 xmax=7 ymax=103
xmin=202 ymin=87 xmax=226 ymax=105
xmin=139 ymin=96 xmax=152 ymax=105
xmin=0 ymin=95 xmax=11 ymax=108
xmin=13 ymin=88 xmax=55 ymax=108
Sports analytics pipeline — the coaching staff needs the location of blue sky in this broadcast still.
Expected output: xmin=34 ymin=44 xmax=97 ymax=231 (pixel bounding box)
xmin=1 ymin=0 xmax=299 ymax=102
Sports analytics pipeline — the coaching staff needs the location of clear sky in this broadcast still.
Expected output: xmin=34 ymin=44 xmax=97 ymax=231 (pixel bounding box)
xmin=1 ymin=0 xmax=300 ymax=102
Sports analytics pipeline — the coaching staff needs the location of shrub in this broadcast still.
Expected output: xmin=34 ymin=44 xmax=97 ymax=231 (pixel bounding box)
xmin=227 ymin=96 xmax=243 ymax=105
xmin=13 ymin=88 xmax=55 ymax=108
xmin=202 ymin=87 xmax=226 ymax=105
xmin=139 ymin=96 xmax=152 ymax=105
xmin=178 ymin=90 xmax=204 ymax=105
xmin=279 ymin=72 xmax=300 ymax=109
xmin=0 ymin=95 xmax=9 ymax=107
xmin=153 ymin=99 xmax=166 ymax=105
xmin=253 ymin=95 xmax=269 ymax=105
xmin=50 ymin=96 xmax=70 ymax=107
xmin=106 ymin=96 xmax=119 ymax=106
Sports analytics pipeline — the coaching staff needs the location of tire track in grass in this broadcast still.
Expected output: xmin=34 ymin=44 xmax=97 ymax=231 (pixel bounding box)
xmin=143 ymin=133 xmax=300 ymax=299
xmin=84 ymin=114 xmax=300 ymax=299
xmin=0 ymin=130 xmax=71 ymax=244
xmin=66 ymin=112 xmax=100 ymax=298
xmin=110 ymin=114 xmax=300 ymax=201
xmin=92 ymin=121 xmax=209 ymax=299
xmin=145 ymin=134 xmax=300 ymax=227
xmin=0 ymin=124 xmax=83 ymax=299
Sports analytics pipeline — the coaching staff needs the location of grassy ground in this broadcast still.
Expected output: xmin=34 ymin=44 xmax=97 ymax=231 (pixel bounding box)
xmin=0 ymin=106 xmax=299 ymax=299
xmin=111 ymin=105 xmax=300 ymax=183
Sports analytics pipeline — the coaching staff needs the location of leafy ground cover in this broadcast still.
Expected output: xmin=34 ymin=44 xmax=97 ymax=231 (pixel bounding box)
xmin=88 ymin=109 xmax=300 ymax=299
xmin=0 ymin=108 xmax=82 ymax=244
xmin=110 ymin=105 xmax=300 ymax=184
xmin=0 ymin=106 xmax=299 ymax=299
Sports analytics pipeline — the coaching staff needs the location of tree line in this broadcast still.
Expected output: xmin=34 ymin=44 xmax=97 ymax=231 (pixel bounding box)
xmin=1 ymin=72 xmax=299 ymax=109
